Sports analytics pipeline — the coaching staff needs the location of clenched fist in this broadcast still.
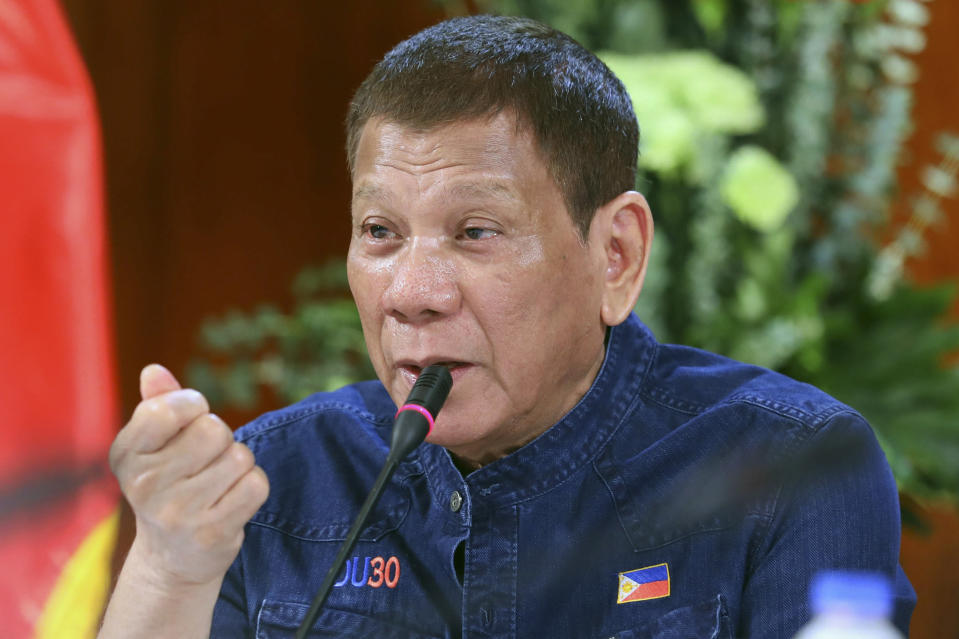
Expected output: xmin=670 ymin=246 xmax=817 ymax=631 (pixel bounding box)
xmin=109 ymin=364 xmax=269 ymax=589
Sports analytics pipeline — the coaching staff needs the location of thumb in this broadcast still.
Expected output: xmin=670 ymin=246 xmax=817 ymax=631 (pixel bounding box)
xmin=139 ymin=363 xmax=182 ymax=400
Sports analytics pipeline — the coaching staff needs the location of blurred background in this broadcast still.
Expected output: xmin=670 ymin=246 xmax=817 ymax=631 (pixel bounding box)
xmin=1 ymin=0 xmax=956 ymax=636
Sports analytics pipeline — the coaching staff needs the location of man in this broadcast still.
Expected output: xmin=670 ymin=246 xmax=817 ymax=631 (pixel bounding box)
xmin=100 ymin=15 xmax=914 ymax=638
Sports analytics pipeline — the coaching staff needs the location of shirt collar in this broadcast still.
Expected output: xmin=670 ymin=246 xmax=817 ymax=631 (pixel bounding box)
xmin=409 ymin=314 xmax=657 ymax=507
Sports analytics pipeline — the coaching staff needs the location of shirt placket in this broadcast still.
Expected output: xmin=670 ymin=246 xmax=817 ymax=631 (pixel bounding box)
xmin=462 ymin=492 xmax=518 ymax=639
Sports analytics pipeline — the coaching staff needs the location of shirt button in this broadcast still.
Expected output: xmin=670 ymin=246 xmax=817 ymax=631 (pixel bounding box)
xmin=449 ymin=490 xmax=463 ymax=512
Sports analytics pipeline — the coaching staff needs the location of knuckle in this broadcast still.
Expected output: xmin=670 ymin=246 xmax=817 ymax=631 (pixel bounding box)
xmin=227 ymin=443 xmax=255 ymax=471
xmin=179 ymin=388 xmax=210 ymax=416
xmin=207 ymin=416 xmax=235 ymax=450
xmin=138 ymin=397 xmax=177 ymax=425
xmin=207 ymin=412 xmax=231 ymax=434
xmin=245 ymin=466 xmax=270 ymax=504
xmin=124 ymin=468 xmax=159 ymax=504
xmin=191 ymin=415 xmax=232 ymax=453
xmin=127 ymin=401 xmax=180 ymax=453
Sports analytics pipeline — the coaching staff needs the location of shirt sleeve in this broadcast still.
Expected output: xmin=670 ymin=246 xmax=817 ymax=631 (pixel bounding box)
xmin=211 ymin=552 xmax=252 ymax=638
xmin=738 ymin=411 xmax=916 ymax=637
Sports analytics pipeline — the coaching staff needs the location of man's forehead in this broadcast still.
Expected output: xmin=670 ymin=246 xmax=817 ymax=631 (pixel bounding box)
xmin=352 ymin=177 xmax=521 ymax=205
xmin=355 ymin=111 xmax=539 ymax=159
xmin=351 ymin=115 xmax=546 ymax=197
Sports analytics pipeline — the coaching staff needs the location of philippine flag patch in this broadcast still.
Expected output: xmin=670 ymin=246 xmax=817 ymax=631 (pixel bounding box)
xmin=617 ymin=563 xmax=670 ymax=604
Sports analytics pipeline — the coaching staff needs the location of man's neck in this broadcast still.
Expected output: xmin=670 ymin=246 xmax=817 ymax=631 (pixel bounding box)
xmin=446 ymin=326 xmax=613 ymax=476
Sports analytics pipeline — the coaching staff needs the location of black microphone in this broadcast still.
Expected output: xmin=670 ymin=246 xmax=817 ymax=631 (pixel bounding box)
xmin=295 ymin=364 xmax=453 ymax=638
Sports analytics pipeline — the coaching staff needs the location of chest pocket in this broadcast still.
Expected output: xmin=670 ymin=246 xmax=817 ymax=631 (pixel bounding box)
xmin=255 ymin=600 xmax=444 ymax=638
xmin=607 ymin=595 xmax=732 ymax=639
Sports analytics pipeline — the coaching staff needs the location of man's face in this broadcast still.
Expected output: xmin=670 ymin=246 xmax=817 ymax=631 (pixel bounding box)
xmin=348 ymin=113 xmax=608 ymax=466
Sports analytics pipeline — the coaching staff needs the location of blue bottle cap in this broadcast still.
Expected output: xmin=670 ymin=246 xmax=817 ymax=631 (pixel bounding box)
xmin=810 ymin=570 xmax=893 ymax=619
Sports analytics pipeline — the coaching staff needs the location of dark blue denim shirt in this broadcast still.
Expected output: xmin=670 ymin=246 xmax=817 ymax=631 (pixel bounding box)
xmin=213 ymin=314 xmax=915 ymax=638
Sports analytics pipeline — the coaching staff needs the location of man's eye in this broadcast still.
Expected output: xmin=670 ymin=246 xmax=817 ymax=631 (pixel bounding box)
xmin=463 ymin=227 xmax=498 ymax=240
xmin=364 ymin=224 xmax=394 ymax=240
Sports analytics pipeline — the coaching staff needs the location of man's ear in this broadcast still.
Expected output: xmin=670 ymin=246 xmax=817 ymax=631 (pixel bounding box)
xmin=589 ymin=191 xmax=654 ymax=327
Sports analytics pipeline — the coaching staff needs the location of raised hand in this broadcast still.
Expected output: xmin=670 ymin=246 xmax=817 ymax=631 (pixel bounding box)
xmin=100 ymin=364 xmax=269 ymax=638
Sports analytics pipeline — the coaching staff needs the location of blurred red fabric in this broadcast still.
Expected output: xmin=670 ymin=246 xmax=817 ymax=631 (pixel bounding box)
xmin=0 ymin=0 xmax=118 ymax=634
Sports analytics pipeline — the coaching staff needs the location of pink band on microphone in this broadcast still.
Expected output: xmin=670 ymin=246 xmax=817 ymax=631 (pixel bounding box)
xmin=396 ymin=403 xmax=435 ymax=436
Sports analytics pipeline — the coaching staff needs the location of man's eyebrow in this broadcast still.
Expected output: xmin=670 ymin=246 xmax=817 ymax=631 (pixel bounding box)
xmin=352 ymin=183 xmax=391 ymax=203
xmin=446 ymin=180 xmax=520 ymax=203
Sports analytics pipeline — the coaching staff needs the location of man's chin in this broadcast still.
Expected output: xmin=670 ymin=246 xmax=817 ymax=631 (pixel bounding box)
xmin=423 ymin=417 xmax=509 ymax=466
xmin=423 ymin=420 xmax=480 ymax=451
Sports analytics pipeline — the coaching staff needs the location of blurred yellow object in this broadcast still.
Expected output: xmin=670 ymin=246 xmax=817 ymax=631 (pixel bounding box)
xmin=33 ymin=509 xmax=119 ymax=639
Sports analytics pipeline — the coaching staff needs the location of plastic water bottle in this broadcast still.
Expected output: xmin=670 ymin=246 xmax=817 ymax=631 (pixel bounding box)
xmin=792 ymin=571 xmax=903 ymax=639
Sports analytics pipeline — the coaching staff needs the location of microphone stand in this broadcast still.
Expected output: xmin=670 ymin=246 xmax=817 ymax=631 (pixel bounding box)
xmin=294 ymin=458 xmax=401 ymax=639
xmin=295 ymin=365 xmax=452 ymax=638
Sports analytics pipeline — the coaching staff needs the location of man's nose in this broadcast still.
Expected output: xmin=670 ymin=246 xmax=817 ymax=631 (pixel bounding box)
xmin=381 ymin=241 xmax=460 ymax=323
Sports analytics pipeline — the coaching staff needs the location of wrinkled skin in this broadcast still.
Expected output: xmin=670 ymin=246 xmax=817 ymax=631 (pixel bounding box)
xmin=348 ymin=113 xmax=648 ymax=467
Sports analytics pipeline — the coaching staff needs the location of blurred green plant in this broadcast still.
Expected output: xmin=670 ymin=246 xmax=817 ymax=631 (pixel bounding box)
xmin=192 ymin=0 xmax=959 ymax=503
xmin=187 ymin=261 xmax=374 ymax=409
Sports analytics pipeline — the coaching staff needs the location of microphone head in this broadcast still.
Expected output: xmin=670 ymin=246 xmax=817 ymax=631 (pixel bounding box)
xmin=405 ymin=364 xmax=453 ymax=416
xmin=389 ymin=364 xmax=453 ymax=462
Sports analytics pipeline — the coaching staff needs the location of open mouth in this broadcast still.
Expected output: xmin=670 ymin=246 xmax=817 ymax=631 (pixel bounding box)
xmin=403 ymin=361 xmax=468 ymax=374
xmin=399 ymin=361 xmax=472 ymax=383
